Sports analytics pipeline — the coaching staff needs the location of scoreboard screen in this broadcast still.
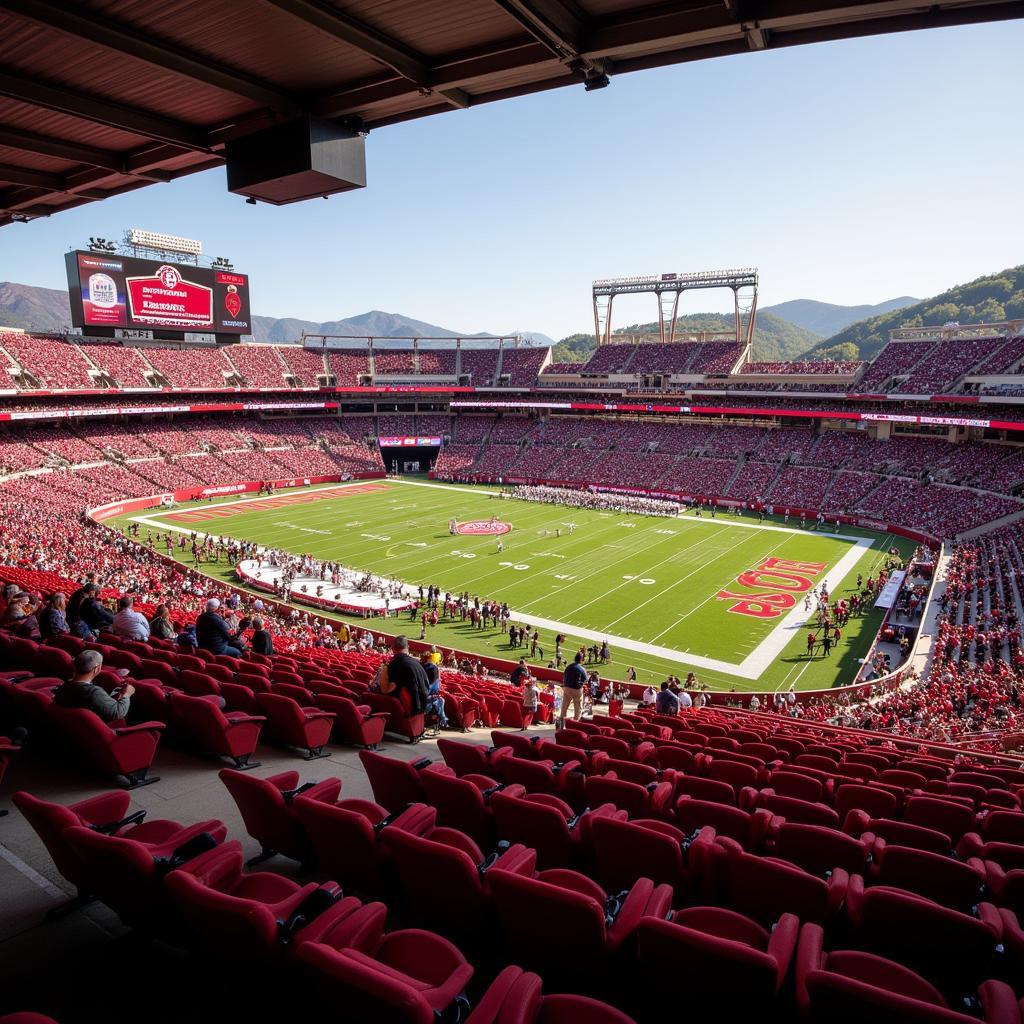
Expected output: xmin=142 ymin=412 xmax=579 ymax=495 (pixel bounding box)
xmin=65 ymin=250 xmax=252 ymax=334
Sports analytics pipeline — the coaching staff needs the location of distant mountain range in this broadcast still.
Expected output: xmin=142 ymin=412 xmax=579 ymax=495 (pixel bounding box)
xmin=805 ymin=267 xmax=1024 ymax=361
xmin=0 ymin=281 xmax=555 ymax=348
xmin=761 ymin=297 xmax=919 ymax=340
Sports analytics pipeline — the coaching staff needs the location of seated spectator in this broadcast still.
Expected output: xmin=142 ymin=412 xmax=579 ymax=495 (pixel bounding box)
xmin=176 ymin=623 xmax=198 ymax=649
xmin=0 ymin=583 xmax=18 ymax=621
xmin=79 ymin=583 xmax=114 ymax=634
xmin=149 ymin=604 xmax=176 ymax=640
xmin=379 ymin=635 xmax=429 ymax=715
xmin=419 ymin=652 xmax=448 ymax=728
xmin=39 ymin=592 xmax=69 ymax=640
xmin=53 ymin=650 xmax=134 ymax=724
xmin=2 ymin=591 xmax=40 ymax=638
xmin=641 ymin=684 xmax=657 ymax=707
xmin=196 ymin=598 xmax=241 ymax=657
xmin=112 ymin=595 xmax=150 ymax=641
xmin=250 ymin=615 xmax=274 ymax=655
xmin=678 ymin=688 xmax=693 ymax=710
xmin=655 ymin=681 xmax=680 ymax=716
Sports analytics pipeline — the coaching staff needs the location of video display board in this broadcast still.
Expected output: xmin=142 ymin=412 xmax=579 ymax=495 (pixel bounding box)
xmin=65 ymin=250 xmax=252 ymax=334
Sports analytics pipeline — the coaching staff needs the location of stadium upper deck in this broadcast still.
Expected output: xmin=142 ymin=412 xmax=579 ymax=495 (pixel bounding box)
xmin=1 ymin=319 xmax=1023 ymax=402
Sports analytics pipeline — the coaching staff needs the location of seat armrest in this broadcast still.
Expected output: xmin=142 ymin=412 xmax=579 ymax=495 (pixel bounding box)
xmin=93 ymin=808 xmax=148 ymax=834
xmin=826 ymin=868 xmax=851 ymax=917
xmin=112 ymin=721 xmax=166 ymax=735
xmin=767 ymin=913 xmax=801 ymax=989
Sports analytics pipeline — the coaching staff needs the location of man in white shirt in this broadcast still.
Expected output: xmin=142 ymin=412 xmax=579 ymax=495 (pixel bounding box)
xmin=678 ymin=690 xmax=693 ymax=709
xmin=111 ymin=595 xmax=150 ymax=641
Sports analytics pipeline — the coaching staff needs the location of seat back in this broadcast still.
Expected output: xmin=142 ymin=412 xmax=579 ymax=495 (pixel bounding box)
xmin=165 ymin=843 xmax=285 ymax=958
xmin=420 ymin=770 xmax=492 ymax=846
xmin=902 ymin=796 xmax=974 ymax=841
xmin=11 ymin=791 xmax=98 ymax=888
xmin=437 ymin=737 xmax=490 ymax=776
xmin=773 ymin=823 xmax=868 ymax=876
xmin=380 ymin=826 xmax=485 ymax=935
xmin=490 ymin=792 xmax=574 ymax=869
xmin=219 ymin=768 xmax=302 ymax=857
xmin=591 ymin=817 xmax=684 ymax=894
xmin=834 ymin=784 xmax=898 ymax=822
xmin=488 ymin=869 xmax=607 ymax=965
xmin=358 ymin=751 xmax=428 ymax=811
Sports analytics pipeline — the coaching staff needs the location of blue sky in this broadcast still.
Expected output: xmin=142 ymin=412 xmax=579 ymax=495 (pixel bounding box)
xmin=3 ymin=20 xmax=1023 ymax=341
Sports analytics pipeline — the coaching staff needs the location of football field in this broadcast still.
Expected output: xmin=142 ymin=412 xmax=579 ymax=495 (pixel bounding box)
xmin=117 ymin=478 xmax=914 ymax=691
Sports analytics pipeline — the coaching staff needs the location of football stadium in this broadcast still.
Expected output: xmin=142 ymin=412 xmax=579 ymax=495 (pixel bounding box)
xmin=1 ymin=3 xmax=1023 ymax=1024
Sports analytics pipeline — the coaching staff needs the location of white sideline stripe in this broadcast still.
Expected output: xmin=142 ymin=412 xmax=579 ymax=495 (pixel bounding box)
xmin=127 ymin=484 xmax=874 ymax=682
xmin=0 ymin=841 xmax=66 ymax=901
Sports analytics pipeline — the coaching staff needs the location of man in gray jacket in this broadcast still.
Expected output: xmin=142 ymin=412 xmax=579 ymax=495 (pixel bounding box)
xmin=53 ymin=650 xmax=134 ymax=723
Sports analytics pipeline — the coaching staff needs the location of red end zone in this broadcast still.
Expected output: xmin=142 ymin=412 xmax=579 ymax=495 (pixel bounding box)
xmin=163 ymin=483 xmax=389 ymax=523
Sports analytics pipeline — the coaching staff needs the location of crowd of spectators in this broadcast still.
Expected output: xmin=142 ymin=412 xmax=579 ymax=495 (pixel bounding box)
xmin=740 ymin=360 xmax=862 ymax=375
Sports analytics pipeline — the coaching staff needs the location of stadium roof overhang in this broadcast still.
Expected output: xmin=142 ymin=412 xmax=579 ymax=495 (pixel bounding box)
xmin=0 ymin=0 xmax=1020 ymax=226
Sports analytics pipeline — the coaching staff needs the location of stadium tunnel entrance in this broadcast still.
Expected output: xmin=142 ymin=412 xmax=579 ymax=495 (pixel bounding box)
xmin=379 ymin=443 xmax=441 ymax=475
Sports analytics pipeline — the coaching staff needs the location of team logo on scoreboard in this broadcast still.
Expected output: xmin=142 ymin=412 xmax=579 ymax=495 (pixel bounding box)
xmin=716 ymin=557 xmax=827 ymax=619
xmin=455 ymin=520 xmax=512 ymax=536
xmin=224 ymin=285 xmax=242 ymax=318
xmin=155 ymin=265 xmax=181 ymax=289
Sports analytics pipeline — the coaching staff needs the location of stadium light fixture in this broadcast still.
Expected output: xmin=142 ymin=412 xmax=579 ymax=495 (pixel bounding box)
xmin=583 ymin=71 xmax=610 ymax=91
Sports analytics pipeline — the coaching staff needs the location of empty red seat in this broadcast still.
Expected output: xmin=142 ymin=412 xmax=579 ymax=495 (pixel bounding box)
xmin=169 ymin=692 xmax=264 ymax=769
xmin=466 ymin=965 xmax=638 ymax=1024
xmin=439 ymin=736 xmax=513 ymax=776
xmin=590 ymin=816 xmax=712 ymax=900
xmin=314 ymin=693 xmax=388 ymax=748
xmin=359 ymin=751 xmax=454 ymax=812
xmin=490 ymin=791 xmax=623 ymax=870
xmin=743 ymin=789 xmax=840 ymax=829
xmin=12 ymin=789 xmax=215 ymax=917
xmin=488 ymin=868 xmax=673 ymax=979
xmin=712 ymin=838 xmax=850 ymax=927
xmin=296 ymin=899 xmax=474 ymax=1024
xmin=165 ymin=839 xmax=348 ymax=962
xmin=795 ymin=921 xmax=1018 ymax=1024
xmin=361 ymin=691 xmax=425 ymax=742
xmin=61 ymin=814 xmax=227 ymax=933
xmin=637 ymin=907 xmax=799 ymax=1014
xmin=902 ymin=795 xmax=976 ymax=842
xmin=219 ymin=768 xmax=340 ymax=866
xmin=420 ymin=770 xmax=523 ymax=848
xmin=294 ymin=796 xmax=435 ymax=896
xmin=869 ymin=844 xmax=985 ymax=912
xmin=584 ymin=773 xmax=672 ymax=819
xmin=382 ymin=822 xmax=536 ymax=939
xmin=674 ymin=796 xmax=778 ymax=851
xmin=844 ymin=812 xmax=954 ymax=856
xmin=255 ymin=692 xmax=334 ymax=758
xmin=770 ymin=822 xmax=872 ymax=876
xmin=503 ymin=755 xmax=584 ymax=805
xmin=845 ymin=881 xmax=1003 ymax=995
xmin=834 ymin=783 xmax=899 ymax=822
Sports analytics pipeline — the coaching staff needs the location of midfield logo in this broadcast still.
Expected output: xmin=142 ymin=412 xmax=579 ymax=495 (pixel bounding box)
xmin=716 ymin=557 xmax=827 ymax=619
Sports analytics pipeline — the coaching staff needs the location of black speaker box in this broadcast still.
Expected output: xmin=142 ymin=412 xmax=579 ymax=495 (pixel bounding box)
xmin=226 ymin=117 xmax=366 ymax=205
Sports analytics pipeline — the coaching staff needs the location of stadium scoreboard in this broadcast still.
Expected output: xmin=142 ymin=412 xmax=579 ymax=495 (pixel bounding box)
xmin=65 ymin=250 xmax=252 ymax=336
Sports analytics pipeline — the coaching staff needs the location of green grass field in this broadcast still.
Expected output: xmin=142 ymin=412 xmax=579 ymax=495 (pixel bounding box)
xmin=113 ymin=478 xmax=914 ymax=692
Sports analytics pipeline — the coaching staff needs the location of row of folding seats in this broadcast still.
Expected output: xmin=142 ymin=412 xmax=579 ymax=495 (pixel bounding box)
xmin=413 ymin=741 xmax=1024 ymax=921
xmin=206 ymin=764 xmax=1024 ymax=1021
xmin=11 ymin=786 xmax=631 ymax=1023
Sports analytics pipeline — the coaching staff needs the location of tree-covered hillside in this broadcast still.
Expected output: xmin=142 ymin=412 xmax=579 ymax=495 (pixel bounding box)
xmin=553 ymin=312 xmax=822 ymax=365
xmin=804 ymin=266 xmax=1024 ymax=361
